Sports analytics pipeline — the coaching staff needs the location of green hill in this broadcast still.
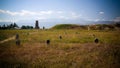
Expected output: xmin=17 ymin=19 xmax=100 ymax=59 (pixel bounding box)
xmin=51 ymin=24 xmax=87 ymax=29
xmin=51 ymin=23 xmax=120 ymax=30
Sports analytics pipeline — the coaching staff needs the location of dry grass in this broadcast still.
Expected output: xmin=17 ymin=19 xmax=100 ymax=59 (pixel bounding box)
xmin=0 ymin=29 xmax=120 ymax=68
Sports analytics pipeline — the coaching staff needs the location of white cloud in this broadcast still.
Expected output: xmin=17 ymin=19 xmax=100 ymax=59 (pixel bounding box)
xmin=36 ymin=16 xmax=48 ymax=20
xmin=114 ymin=17 xmax=120 ymax=22
xmin=99 ymin=11 xmax=104 ymax=15
xmin=40 ymin=11 xmax=53 ymax=15
xmin=0 ymin=9 xmax=109 ymax=23
xmin=71 ymin=12 xmax=82 ymax=19
xmin=0 ymin=9 xmax=20 ymax=16
xmin=84 ymin=18 xmax=99 ymax=22
xmin=0 ymin=9 xmax=6 ymax=13
xmin=0 ymin=19 xmax=11 ymax=22
xmin=0 ymin=19 xmax=18 ymax=22
xmin=1 ymin=9 xmax=107 ymax=23
xmin=94 ymin=19 xmax=100 ymax=22
xmin=20 ymin=10 xmax=36 ymax=16
xmin=84 ymin=18 xmax=105 ymax=22
xmin=0 ymin=9 xmax=88 ymax=22
xmin=0 ymin=9 xmax=53 ymax=16
xmin=59 ymin=16 xmax=69 ymax=20
xmin=57 ymin=11 xmax=63 ymax=14
xmin=7 ymin=11 xmax=20 ymax=16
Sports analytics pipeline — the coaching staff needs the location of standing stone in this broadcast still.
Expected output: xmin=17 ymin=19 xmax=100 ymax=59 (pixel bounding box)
xmin=16 ymin=34 xmax=19 ymax=39
xmin=16 ymin=39 xmax=20 ymax=45
xmin=15 ymin=34 xmax=20 ymax=45
xmin=94 ymin=38 xmax=99 ymax=43
xmin=46 ymin=40 xmax=50 ymax=45
xmin=59 ymin=36 xmax=62 ymax=39
xmin=35 ymin=20 xmax=39 ymax=29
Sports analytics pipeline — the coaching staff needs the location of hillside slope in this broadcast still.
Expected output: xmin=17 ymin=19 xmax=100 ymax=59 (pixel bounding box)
xmin=51 ymin=24 xmax=87 ymax=29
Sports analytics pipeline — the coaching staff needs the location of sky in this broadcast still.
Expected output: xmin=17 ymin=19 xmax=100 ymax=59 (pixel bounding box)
xmin=0 ymin=0 xmax=120 ymax=28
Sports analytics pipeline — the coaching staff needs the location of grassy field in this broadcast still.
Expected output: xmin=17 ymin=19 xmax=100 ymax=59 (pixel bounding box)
xmin=0 ymin=29 xmax=120 ymax=68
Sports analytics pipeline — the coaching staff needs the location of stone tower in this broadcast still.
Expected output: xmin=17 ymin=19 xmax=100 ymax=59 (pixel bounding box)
xmin=35 ymin=20 xmax=39 ymax=29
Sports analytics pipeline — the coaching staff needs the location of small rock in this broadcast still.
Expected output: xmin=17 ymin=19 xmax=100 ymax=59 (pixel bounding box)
xmin=94 ymin=38 xmax=99 ymax=43
xmin=46 ymin=40 xmax=50 ymax=45
xmin=59 ymin=36 xmax=62 ymax=39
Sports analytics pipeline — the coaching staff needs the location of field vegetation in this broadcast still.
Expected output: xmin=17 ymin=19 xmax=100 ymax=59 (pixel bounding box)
xmin=0 ymin=24 xmax=120 ymax=68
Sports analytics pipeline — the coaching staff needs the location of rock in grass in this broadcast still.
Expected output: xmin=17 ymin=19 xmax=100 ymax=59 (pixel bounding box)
xmin=59 ymin=36 xmax=62 ymax=39
xmin=15 ymin=34 xmax=21 ymax=45
xmin=16 ymin=39 xmax=20 ymax=45
xmin=15 ymin=34 xmax=19 ymax=39
xmin=46 ymin=40 xmax=50 ymax=45
xmin=94 ymin=38 xmax=99 ymax=43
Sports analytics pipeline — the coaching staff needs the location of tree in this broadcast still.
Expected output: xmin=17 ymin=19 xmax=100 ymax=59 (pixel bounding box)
xmin=21 ymin=25 xmax=33 ymax=29
xmin=0 ymin=23 xmax=19 ymax=29
xmin=13 ymin=23 xmax=18 ymax=27
xmin=21 ymin=25 xmax=26 ymax=29
xmin=9 ymin=23 xmax=14 ymax=28
xmin=115 ymin=22 xmax=120 ymax=27
xmin=2 ymin=24 xmax=6 ymax=29
xmin=0 ymin=25 xmax=1 ymax=29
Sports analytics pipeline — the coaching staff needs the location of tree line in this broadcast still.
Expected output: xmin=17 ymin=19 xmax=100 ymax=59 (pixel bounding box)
xmin=0 ymin=23 xmax=33 ymax=29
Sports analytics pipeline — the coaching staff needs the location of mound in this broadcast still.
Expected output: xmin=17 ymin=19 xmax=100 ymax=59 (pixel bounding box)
xmin=51 ymin=24 xmax=86 ymax=29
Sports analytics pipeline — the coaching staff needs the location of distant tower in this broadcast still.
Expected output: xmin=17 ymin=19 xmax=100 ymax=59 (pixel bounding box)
xmin=35 ymin=20 xmax=39 ymax=29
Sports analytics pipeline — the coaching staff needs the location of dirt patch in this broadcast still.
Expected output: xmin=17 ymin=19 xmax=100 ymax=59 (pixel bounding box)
xmin=0 ymin=36 xmax=15 ymax=44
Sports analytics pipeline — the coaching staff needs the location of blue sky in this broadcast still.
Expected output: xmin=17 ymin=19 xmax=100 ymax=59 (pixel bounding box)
xmin=0 ymin=0 xmax=120 ymax=28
